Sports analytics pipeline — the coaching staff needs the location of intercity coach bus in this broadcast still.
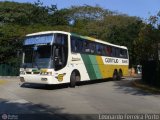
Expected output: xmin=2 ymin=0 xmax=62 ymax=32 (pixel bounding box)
xmin=20 ymin=31 xmax=129 ymax=87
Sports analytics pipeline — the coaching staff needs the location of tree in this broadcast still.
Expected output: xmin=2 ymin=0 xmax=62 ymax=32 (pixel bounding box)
xmin=0 ymin=1 xmax=57 ymax=25
xmin=0 ymin=1 xmax=159 ymax=67
xmin=133 ymin=11 xmax=160 ymax=64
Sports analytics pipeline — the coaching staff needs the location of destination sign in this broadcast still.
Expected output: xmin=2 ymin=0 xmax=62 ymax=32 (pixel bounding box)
xmin=24 ymin=34 xmax=53 ymax=45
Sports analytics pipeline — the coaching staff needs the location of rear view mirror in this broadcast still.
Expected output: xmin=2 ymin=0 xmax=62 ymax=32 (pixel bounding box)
xmin=55 ymin=48 xmax=59 ymax=57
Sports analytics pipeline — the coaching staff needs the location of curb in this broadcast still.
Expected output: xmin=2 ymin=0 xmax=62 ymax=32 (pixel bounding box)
xmin=132 ymin=80 xmax=160 ymax=94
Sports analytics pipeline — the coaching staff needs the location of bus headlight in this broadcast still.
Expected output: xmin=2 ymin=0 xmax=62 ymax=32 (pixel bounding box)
xmin=48 ymin=72 xmax=52 ymax=75
xmin=41 ymin=72 xmax=48 ymax=75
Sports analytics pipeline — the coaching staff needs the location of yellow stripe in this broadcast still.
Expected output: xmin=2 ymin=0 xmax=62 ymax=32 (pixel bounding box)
xmin=96 ymin=56 xmax=129 ymax=78
xmin=85 ymin=36 xmax=95 ymax=41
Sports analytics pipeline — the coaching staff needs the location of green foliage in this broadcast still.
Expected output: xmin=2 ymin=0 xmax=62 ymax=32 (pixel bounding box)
xmin=0 ymin=1 xmax=159 ymax=67
xmin=49 ymin=9 xmax=70 ymax=25
xmin=0 ymin=1 xmax=57 ymax=25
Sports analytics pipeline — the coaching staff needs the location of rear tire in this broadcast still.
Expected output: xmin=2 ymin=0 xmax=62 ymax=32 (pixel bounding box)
xmin=113 ymin=69 xmax=119 ymax=81
xmin=118 ymin=69 xmax=123 ymax=80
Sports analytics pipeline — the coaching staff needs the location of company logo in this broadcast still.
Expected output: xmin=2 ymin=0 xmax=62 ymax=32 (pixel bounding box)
xmin=105 ymin=58 xmax=119 ymax=63
xmin=2 ymin=114 xmax=7 ymax=120
xmin=57 ymin=74 xmax=64 ymax=82
xmin=1 ymin=114 xmax=18 ymax=120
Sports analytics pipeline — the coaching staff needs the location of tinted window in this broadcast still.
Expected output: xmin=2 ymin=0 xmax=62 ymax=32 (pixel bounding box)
xmin=96 ymin=44 xmax=103 ymax=55
xmin=101 ymin=45 xmax=106 ymax=56
xmin=55 ymin=34 xmax=67 ymax=45
xmin=90 ymin=42 xmax=96 ymax=54
xmin=71 ymin=35 xmax=128 ymax=58
xmin=71 ymin=38 xmax=76 ymax=52
xmin=71 ymin=36 xmax=83 ymax=53
xmin=111 ymin=47 xmax=116 ymax=57
xmin=105 ymin=46 xmax=112 ymax=57
xmin=120 ymin=49 xmax=128 ymax=58
xmin=76 ymin=39 xmax=83 ymax=52
xmin=83 ymin=40 xmax=90 ymax=53
xmin=115 ymin=48 xmax=120 ymax=58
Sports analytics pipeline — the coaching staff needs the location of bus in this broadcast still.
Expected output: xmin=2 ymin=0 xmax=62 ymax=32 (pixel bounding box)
xmin=20 ymin=31 xmax=129 ymax=87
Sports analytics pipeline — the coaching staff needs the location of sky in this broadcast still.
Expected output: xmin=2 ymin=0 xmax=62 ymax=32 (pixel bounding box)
xmin=1 ymin=0 xmax=160 ymax=19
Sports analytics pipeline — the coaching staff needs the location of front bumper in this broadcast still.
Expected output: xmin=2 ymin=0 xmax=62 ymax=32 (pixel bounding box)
xmin=19 ymin=75 xmax=61 ymax=85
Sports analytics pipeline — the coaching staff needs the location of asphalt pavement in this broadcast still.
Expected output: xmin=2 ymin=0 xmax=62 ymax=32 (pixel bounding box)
xmin=0 ymin=77 xmax=160 ymax=120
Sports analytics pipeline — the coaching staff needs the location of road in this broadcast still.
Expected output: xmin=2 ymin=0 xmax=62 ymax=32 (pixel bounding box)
xmin=0 ymin=77 xmax=160 ymax=120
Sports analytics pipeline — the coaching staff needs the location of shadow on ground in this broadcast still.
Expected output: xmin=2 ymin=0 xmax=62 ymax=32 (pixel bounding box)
xmin=20 ymin=83 xmax=69 ymax=90
xmin=113 ymin=79 xmax=153 ymax=96
xmin=0 ymin=98 xmax=97 ymax=120
xmin=20 ymin=78 xmax=114 ymax=90
xmin=20 ymin=77 xmax=151 ymax=97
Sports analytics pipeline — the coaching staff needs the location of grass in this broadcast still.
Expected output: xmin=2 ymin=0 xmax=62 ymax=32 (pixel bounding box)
xmin=132 ymin=80 xmax=160 ymax=94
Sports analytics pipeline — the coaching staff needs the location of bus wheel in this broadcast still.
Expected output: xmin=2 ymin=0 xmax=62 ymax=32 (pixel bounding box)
xmin=113 ymin=69 xmax=119 ymax=81
xmin=118 ymin=69 xmax=123 ymax=80
xmin=70 ymin=70 xmax=80 ymax=88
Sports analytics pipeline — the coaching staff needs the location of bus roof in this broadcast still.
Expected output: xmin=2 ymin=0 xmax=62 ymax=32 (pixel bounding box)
xmin=71 ymin=33 xmax=127 ymax=49
xmin=26 ymin=31 xmax=127 ymax=50
xmin=26 ymin=31 xmax=69 ymax=36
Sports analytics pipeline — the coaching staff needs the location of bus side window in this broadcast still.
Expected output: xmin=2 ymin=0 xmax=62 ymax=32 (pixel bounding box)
xmin=101 ymin=45 xmax=106 ymax=56
xmin=71 ymin=36 xmax=84 ymax=53
xmin=106 ymin=46 xmax=112 ymax=57
xmin=115 ymin=48 xmax=120 ymax=58
xmin=120 ymin=49 xmax=128 ymax=58
xmin=96 ymin=44 xmax=102 ymax=55
xmin=76 ymin=39 xmax=83 ymax=53
xmin=124 ymin=50 xmax=128 ymax=58
xmin=90 ymin=42 xmax=96 ymax=54
xmin=71 ymin=37 xmax=77 ymax=52
xmin=111 ymin=47 xmax=116 ymax=57
xmin=83 ymin=40 xmax=90 ymax=53
xmin=120 ymin=49 xmax=123 ymax=58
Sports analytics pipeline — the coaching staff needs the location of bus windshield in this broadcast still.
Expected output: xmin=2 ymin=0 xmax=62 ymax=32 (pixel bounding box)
xmin=23 ymin=45 xmax=52 ymax=69
xmin=22 ymin=33 xmax=69 ymax=70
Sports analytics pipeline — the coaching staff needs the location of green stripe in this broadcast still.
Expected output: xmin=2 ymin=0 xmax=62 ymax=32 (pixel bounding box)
xmin=81 ymin=54 xmax=102 ymax=80
xmin=89 ymin=55 xmax=102 ymax=79
xmin=81 ymin=54 xmax=97 ymax=80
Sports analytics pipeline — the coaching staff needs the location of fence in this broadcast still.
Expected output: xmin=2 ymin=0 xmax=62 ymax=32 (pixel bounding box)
xmin=0 ymin=63 xmax=20 ymax=76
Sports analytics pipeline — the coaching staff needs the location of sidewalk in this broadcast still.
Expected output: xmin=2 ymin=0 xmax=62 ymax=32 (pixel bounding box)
xmin=0 ymin=76 xmax=19 ymax=80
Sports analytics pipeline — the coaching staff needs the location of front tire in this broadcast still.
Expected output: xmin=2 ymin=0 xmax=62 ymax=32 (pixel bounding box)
xmin=70 ymin=70 xmax=80 ymax=88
